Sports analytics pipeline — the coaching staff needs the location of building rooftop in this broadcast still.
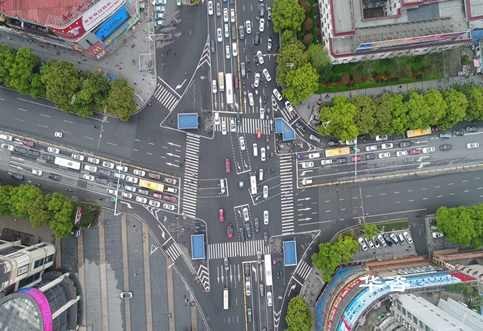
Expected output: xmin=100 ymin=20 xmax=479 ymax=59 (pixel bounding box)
xmin=0 ymin=0 xmax=96 ymax=28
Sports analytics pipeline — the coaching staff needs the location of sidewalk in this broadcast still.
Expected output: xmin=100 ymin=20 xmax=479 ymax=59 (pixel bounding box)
xmin=0 ymin=1 xmax=156 ymax=109
xmin=297 ymin=75 xmax=483 ymax=130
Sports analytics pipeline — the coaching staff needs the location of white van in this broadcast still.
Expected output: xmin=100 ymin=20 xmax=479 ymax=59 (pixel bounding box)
xmin=84 ymin=164 xmax=98 ymax=173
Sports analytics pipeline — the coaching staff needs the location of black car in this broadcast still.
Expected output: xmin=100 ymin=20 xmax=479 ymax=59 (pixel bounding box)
xmin=254 ymin=32 xmax=260 ymax=45
xmin=399 ymin=141 xmax=412 ymax=148
xmin=259 ymin=4 xmax=265 ymax=18
xmin=383 ymin=233 xmax=393 ymax=246
xmin=210 ymin=39 xmax=215 ymax=53
xmin=239 ymin=224 xmax=246 ymax=241
xmin=336 ymin=157 xmax=347 ymax=164
xmin=263 ymin=231 xmax=269 ymax=242
xmin=239 ymin=25 xmax=244 ymax=40
xmin=231 ymin=25 xmax=237 ymax=40
xmin=439 ymin=143 xmax=452 ymax=152
xmin=267 ymin=6 xmax=272 ymax=20
xmin=466 ymin=126 xmax=478 ymax=133
xmin=8 ymin=172 xmax=24 ymax=181
xmin=254 ymin=217 xmax=260 ymax=233
xmin=454 ymin=129 xmax=465 ymax=136
xmin=48 ymin=173 xmax=61 ymax=181
xmin=245 ymin=222 xmax=252 ymax=239
xmin=365 ymin=153 xmax=376 ymax=160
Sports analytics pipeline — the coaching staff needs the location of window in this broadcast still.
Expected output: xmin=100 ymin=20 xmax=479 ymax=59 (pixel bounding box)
xmin=34 ymin=259 xmax=43 ymax=269
xmin=17 ymin=264 xmax=29 ymax=276
xmin=45 ymin=255 xmax=54 ymax=263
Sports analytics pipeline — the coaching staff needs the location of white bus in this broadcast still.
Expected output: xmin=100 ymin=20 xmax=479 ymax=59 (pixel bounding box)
xmin=264 ymin=254 xmax=273 ymax=287
xmin=225 ymin=73 xmax=233 ymax=105
xmin=54 ymin=156 xmax=81 ymax=171
xmin=250 ymin=175 xmax=257 ymax=195
xmin=223 ymin=288 xmax=229 ymax=310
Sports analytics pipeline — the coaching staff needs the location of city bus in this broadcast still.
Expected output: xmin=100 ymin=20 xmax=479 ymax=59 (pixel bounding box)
xmin=250 ymin=175 xmax=257 ymax=195
xmin=225 ymin=73 xmax=233 ymax=105
xmin=218 ymin=72 xmax=224 ymax=92
xmin=324 ymin=147 xmax=351 ymax=158
xmin=406 ymin=127 xmax=432 ymax=138
xmin=54 ymin=156 xmax=81 ymax=171
xmin=264 ymin=254 xmax=273 ymax=287
xmin=223 ymin=288 xmax=229 ymax=310
xmin=138 ymin=179 xmax=165 ymax=192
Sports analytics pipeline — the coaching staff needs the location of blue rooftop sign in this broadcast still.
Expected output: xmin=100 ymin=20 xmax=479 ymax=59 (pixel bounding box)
xmin=283 ymin=240 xmax=297 ymax=267
xmin=178 ymin=113 xmax=199 ymax=130
xmin=191 ymin=234 xmax=206 ymax=260
xmin=275 ymin=117 xmax=296 ymax=142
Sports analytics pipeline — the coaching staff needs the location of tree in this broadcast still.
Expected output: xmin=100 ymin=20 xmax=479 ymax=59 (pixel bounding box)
xmin=276 ymin=39 xmax=308 ymax=87
xmin=282 ymin=63 xmax=319 ymax=105
xmin=362 ymin=223 xmax=379 ymax=239
xmin=441 ymin=89 xmax=467 ymax=129
xmin=286 ymin=296 xmax=312 ymax=331
xmin=0 ymin=185 xmax=13 ymax=215
xmin=352 ymin=96 xmax=376 ymax=136
xmin=47 ymin=192 xmax=75 ymax=238
xmin=41 ymin=61 xmax=81 ymax=111
xmin=318 ymin=96 xmax=358 ymax=141
xmin=406 ymin=92 xmax=431 ymax=129
xmin=376 ymin=93 xmax=408 ymax=135
xmin=104 ymin=79 xmax=137 ymax=121
xmin=8 ymin=184 xmax=44 ymax=219
xmin=436 ymin=205 xmax=482 ymax=248
xmin=305 ymin=43 xmax=330 ymax=72
xmin=272 ymin=0 xmax=305 ymax=33
xmin=72 ymin=73 xmax=110 ymax=117
xmin=464 ymin=85 xmax=483 ymax=121
xmin=0 ymin=44 xmax=15 ymax=85
xmin=30 ymin=73 xmax=45 ymax=97
xmin=423 ymin=89 xmax=447 ymax=126
xmin=29 ymin=195 xmax=50 ymax=228
xmin=8 ymin=48 xmax=39 ymax=94
xmin=374 ymin=94 xmax=395 ymax=134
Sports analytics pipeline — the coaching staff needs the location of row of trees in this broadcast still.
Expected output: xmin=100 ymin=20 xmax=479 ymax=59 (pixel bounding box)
xmin=0 ymin=184 xmax=75 ymax=238
xmin=286 ymin=296 xmax=312 ymax=331
xmin=318 ymin=85 xmax=482 ymax=141
xmin=311 ymin=235 xmax=359 ymax=282
xmin=273 ymin=0 xmax=329 ymax=105
xmin=436 ymin=204 xmax=483 ymax=248
xmin=0 ymin=44 xmax=137 ymax=121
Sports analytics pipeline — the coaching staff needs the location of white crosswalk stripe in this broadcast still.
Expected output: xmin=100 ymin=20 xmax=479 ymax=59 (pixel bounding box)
xmin=280 ymin=154 xmax=295 ymax=234
xmin=197 ymin=264 xmax=210 ymax=291
xmin=181 ymin=134 xmax=200 ymax=218
xmin=208 ymin=240 xmax=270 ymax=259
xmin=154 ymin=81 xmax=180 ymax=112
xmin=163 ymin=242 xmax=181 ymax=262
xmin=213 ymin=116 xmax=272 ymax=135
xmin=295 ymin=260 xmax=312 ymax=281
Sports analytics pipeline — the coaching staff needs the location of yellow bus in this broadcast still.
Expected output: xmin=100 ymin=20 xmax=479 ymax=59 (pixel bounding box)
xmin=139 ymin=179 xmax=164 ymax=192
xmin=325 ymin=147 xmax=351 ymax=158
xmin=406 ymin=127 xmax=431 ymax=138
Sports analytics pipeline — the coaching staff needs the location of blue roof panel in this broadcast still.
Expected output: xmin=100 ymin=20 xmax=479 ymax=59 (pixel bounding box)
xmin=283 ymin=240 xmax=297 ymax=266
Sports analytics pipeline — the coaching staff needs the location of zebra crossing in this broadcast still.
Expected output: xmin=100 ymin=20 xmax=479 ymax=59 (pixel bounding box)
xmin=272 ymin=95 xmax=298 ymax=123
xmin=181 ymin=134 xmax=200 ymax=218
xmin=154 ymin=78 xmax=180 ymax=112
xmin=294 ymin=260 xmax=312 ymax=281
xmin=214 ymin=116 xmax=272 ymax=135
xmin=162 ymin=240 xmax=181 ymax=262
xmin=208 ymin=240 xmax=270 ymax=259
xmin=280 ymin=154 xmax=295 ymax=235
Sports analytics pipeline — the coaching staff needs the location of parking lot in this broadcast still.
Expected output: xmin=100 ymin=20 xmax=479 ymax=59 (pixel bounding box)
xmin=355 ymin=230 xmax=417 ymax=261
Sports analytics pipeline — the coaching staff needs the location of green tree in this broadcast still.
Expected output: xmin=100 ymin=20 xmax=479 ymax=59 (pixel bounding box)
xmin=374 ymin=94 xmax=396 ymax=134
xmin=436 ymin=206 xmax=481 ymax=248
xmin=406 ymin=92 xmax=431 ymax=129
xmin=464 ymin=85 xmax=483 ymax=121
xmin=362 ymin=223 xmax=379 ymax=238
xmin=272 ymin=0 xmax=305 ymax=33
xmin=0 ymin=44 xmax=15 ymax=85
xmin=8 ymin=184 xmax=44 ymax=219
xmin=352 ymin=96 xmax=376 ymax=136
xmin=72 ymin=73 xmax=110 ymax=117
xmin=286 ymin=296 xmax=312 ymax=331
xmin=104 ymin=79 xmax=137 ymax=121
xmin=318 ymin=96 xmax=358 ymax=141
xmin=276 ymin=39 xmax=308 ymax=87
xmin=29 ymin=195 xmax=50 ymax=228
xmin=441 ymin=89 xmax=467 ymax=129
xmin=41 ymin=61 xmax=81 ymax=111
xmin=8 ymin=48 xmax=39 ymax=94
xmin=282 ymin=63 xmax=319 ymax=105
xmin=305 ymin=43 xmax=330 ymax=72
xmin=30 ymin=73 xmax=45 ymax=97
xmin=47 ymin=193 xmax=75 ymax=238
xmin=424 ymin=89 xmax=447 ymax=126
xmin=376 ymin=93 xmax=408 ymax=135
xmin=0 ymin=185 xmax=13 ymax=215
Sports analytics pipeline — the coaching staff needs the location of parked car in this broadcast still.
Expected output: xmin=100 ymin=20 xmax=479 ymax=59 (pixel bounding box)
xmin=403 ymin=231 xmax=413 ymax=244
xmin=358 ymin=237 xmax=368 ymax=251
xmin=432 ymin=231 xmax=444 ymax=239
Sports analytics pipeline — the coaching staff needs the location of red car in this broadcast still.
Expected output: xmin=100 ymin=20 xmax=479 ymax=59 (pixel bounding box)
xmin=409 ymin=148 xmax=422 ymax=155
xmin=218 ymin=208 xmax=225 ymax=223
xmin=225 ymin=158 xmax=231 ymax=175
xmin=351 ymin=155 xmax=362 ymax=162
xmin=163 ymin=195 xmax=177 ymax=203
xmin=226 ymin=223 xmax=234 ymax=239
xmin=152 ymin=192 xmax=163 ymax=199
xmin=256 ymin=128 xmax=262 ymax=139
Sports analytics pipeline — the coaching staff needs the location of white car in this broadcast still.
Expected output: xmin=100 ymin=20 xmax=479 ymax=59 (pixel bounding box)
xmin=149 ymin=200 xmax=161 ymax=208
xmin=116 ymin=165 xmax=128 ymax=172
xmin=252 ymin=143 xmax=258 ymax=157
xmin=396 ymin=150 xmax=408 ymax=157
xmin=258 ymin=168 xmax=263 ymax=181
xmin=260 ymin=147 xmax=266 ymax=162
xmin=107 ymin=188 xmax=117 ymax=195
xmin=71 ymin=153 xmax=84 ymax=161
xmin=262 ymin=68 xmax=271 ymax=81
xmin=32 ymin=169 xmax=43 ymax=176
xmin=320 ymin=159 xmax=333 ymax=165
xmin=214 ymin=111 xmax=220 ymax=125
xmin=259 ymin=107 xmax=265 ymax=120
xmin=432 ymin=231 xmax=444 ymax=239
xmin=378 ymin=152 xmax=391 ymax=159
xmin=381 ymin=143 xmax=393 ymax=150
xmin=302 ymin=178 xmax=312 ymax=185
xmin=125 ymin=185 xmax=136 ymax=192
xmin=221 ymin=119 xmax=227 ymax=135
xmin=223 ymin=8 xmax=228 ymax=22
xmin=54 ymin=131 xmax=63 ymax=138
xmin=242 ymin=207 xmax=249 ymax=222
xmin=82 ymin=174 xmax=95 ymax=182
xmin=225 ymin=45 xmax=231 ymax=59
xmin=212 ymin=79 xmax=217 ymax=94
xmin=207 ymin=1 xmax=213 ymax=15
xmin=0 ymin=134 xmax=13 ymax=141
xmin=256 ymin=50 xmax=264 ymax=65
xmin=375 ymin=135 xmax=388 ymax=141
xmin=301 ymin=161 xmax=314 ymax=169
xmin=217 ymin=28 xmax=222 ymax=42
xmin=259 ymin=18 xmax=265 ymax=32
xmin=254 ymin=72 xmax=260 ymax=88
xmin=403 ymin=231 xmax=413 ymax=244
xmin=230 ymin=118 xmax=236 ymax=132
xmin=248 ymin=92 xmax=254 ymax=107
xmin=122 ymin=192 xmax=133 ymax=199
xmin=47 ymin=146 xmax=60 ymax=154
xmin=245 ymin=20 xmax=252 ymax=34
xmin=114 ymin=173 xmax=126 ymax=180
xmin=358 ymin=237 xmax=368 ymax=251
xmin=239 ymin=136 xmax=246 ymax=150
xmin=155 ymin=5 xmax=165 ymax=12
xmin=466 ymin=142 xmax=479 ymax=149
xmin=224 ymin=23 xmax=229 ymax=38
xmin=125 ymin=176 xmax=138 ymax=184
xmin=87 ymin=157 xmax=100 ymax=165
xmin=284 ymin=101 xmax=294 ymax=112
xmin=216 ymin=1 xmax=221 ymax=16
xmin=230 ymin=8 xmax=235 ymax=23
xmin=163 ymin=203 xmax=176 ymax=211
xmin=365 ymin=145 xmax=377 ymax=152
xmin=262 ymin=185 xmax=268 ymax=199
xmin=166 ymin=186 xmax=177 ymax=194
xmin=308 ymin=152 xmax=320 ymax=159
xmin=135 ymin=196 xmax=148 ymax=204
xmin=1 ymin=143 xmax=14 ymax=151
xmin=133 ymin=169 xmax=146 ymax=177
xmin=273 ymin=88 xmax=282 ymax=101
xmin=266 ymin=291 xmax=273 ymax=307
xmin=421 ymin=146 xmax=435 ymax=154
xmin=263 ymin=210 xmax=269 ymax=225
xmin=102 ymin=161 xmax=115 ymax=169
xmin=232 ymin=42 xmax=237 ymax=57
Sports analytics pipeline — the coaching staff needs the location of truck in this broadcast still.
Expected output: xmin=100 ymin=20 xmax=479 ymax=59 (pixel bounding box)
xmin=406 ymin=127 xmax=432 ymax=138
xmin=324 ymin=147 xmax=351 ymax=158
xmin=218 ymin=72 xmax=225 ymax=92
xmin=138 ymin=179 xmax=165 ymax=192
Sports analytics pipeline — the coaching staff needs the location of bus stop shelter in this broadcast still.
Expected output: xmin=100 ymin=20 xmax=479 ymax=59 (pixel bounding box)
xmin=178 ymin=113 xmax=199 ymax=130
xmin=283 ymin=240 xmax=297 ymax=267
xmin=275 ymin=118 xmax=296 ymax=142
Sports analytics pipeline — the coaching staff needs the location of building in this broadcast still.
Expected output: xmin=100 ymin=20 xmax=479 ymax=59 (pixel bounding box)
xmin=391 ymin=293 xmax=483 ymax=331
xmin=0 ymin=239 xmax=55 ymax=293
xmin=318 ymin=0 xmax=483 ymax=64
xmin=0 ymin=0 xmax=140 ymax=58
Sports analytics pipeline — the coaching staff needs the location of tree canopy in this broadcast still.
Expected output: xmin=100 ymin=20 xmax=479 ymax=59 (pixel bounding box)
xmin=436 ymin=204 xmax=483 ymax=248
xmin=318 ymin=96 xmax=359 ymax=141
xmin=286 ymin=296 xmax=312 ymax=331
xmin=362 ymin=223 xmax=380 ymax=239
xmin=281 ymin=63 xmax=319 ymax=106
xmin=305 ymin=43 xmax=330 ymax=72
xmin=104 ymin=79 xmax=137 ymax=121
xmin=272 ymin=0 xmax=305 ymax=33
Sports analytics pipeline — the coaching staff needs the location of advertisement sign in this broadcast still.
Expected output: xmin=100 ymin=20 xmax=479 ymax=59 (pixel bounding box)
xmin=51 ymin=17 xmax=86 ymax=40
